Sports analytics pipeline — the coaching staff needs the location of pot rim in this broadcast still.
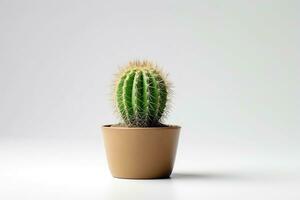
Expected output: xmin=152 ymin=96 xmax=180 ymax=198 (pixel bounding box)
xmin=102 ymin=124 xmax=181 ymax=130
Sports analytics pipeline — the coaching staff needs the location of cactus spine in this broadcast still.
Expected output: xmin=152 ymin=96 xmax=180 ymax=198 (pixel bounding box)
xmin=114 ymin=61 xmax=169 ymax=127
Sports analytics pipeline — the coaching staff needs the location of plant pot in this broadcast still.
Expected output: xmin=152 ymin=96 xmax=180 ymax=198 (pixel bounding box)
xmin=102 ymin=125 xmax=180 ymax=179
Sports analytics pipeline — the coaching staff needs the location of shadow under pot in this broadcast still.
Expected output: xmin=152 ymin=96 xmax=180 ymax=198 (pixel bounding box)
xmin=102 ymin=125 xmax=180 ymax=179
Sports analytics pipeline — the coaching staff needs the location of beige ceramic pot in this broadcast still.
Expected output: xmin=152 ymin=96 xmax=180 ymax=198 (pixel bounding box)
xmin=102 ymin=125 xmax=180 ymax=179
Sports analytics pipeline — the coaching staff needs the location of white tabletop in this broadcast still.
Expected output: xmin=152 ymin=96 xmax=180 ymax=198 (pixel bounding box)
xmin=1 ymin=136 xmax=299 ymax=200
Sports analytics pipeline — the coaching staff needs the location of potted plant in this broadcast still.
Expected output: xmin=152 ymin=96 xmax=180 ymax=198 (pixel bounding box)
xmin=102 ymin=60 xmax=181 ymax=179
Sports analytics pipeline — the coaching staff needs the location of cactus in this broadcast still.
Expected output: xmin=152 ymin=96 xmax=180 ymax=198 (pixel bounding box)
xmin=114 ymin=61 xmax=169 ymax=127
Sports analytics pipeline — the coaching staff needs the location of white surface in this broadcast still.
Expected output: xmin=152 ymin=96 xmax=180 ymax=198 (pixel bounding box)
xmin=1 ymin=137 xmax=300 ymax=200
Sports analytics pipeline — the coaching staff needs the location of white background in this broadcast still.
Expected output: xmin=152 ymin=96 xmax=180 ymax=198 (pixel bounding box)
xmin=1 ymin=0 xmax=299 ymax=199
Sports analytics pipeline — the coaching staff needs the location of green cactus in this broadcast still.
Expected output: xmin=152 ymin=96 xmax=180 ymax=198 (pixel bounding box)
xmin=114 ymin=61 xmax=169 ymax=127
